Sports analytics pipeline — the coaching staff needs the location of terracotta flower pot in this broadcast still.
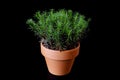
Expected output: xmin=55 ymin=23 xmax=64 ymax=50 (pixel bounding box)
xmin=41 ymin=43 xmax=80 ymax=76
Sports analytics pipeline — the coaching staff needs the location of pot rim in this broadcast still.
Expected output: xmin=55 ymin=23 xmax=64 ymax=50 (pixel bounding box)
xmin=41 ymin=42 xmax=80 ymax=60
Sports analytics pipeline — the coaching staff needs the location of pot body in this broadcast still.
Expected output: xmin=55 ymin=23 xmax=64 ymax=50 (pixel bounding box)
xmin=41 ymin=43 xmax=80 ymax=76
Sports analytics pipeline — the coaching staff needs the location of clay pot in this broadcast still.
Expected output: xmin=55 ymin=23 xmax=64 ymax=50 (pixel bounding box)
xmin=41 ymin=43 xmax=80 ymax=76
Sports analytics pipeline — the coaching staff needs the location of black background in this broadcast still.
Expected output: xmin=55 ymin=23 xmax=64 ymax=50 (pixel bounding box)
xmin=3 ymin=0 xmax=98 ymax=79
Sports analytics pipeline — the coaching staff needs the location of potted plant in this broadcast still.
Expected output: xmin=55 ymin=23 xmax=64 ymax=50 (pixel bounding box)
xmin=26 ymin=9 xmax=91 ymax=76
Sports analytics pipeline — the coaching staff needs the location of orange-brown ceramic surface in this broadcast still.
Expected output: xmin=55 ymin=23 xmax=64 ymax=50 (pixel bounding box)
xmin=41 ymin=43 xmax=80 ymax=76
